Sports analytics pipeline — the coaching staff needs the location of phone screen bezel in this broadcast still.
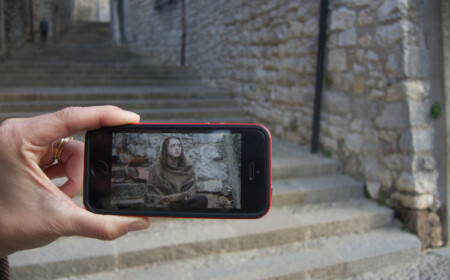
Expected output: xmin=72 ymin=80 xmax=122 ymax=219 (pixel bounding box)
xmin=84 ymin=124 xmax=271 ymax=219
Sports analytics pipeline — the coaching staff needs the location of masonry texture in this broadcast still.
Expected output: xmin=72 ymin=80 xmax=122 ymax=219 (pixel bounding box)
xmin=121 ymin=0 xmax=183 ymax=64
xmin=121 ymin=0 xmax=446 ymax=246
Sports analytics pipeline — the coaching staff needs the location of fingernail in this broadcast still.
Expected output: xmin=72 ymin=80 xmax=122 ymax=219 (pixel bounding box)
xmin=124 ymin=111 xmax=140 ymax=120
xmin=128 ymin=222 xmax=147 ymax=232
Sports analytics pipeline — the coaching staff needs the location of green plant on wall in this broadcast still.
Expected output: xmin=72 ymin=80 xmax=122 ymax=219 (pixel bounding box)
xmin=323 ymin=150 xmax=332 ymax=158
xmin=430 ymin=101 xmax=441 ymax=119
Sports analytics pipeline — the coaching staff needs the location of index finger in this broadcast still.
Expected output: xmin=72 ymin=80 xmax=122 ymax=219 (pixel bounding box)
xmin=24 ymin=106 xmax=140 ymax=145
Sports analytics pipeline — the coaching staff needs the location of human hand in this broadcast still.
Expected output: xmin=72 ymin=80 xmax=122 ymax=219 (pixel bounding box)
xmin=0 ymin=106 xmax=150 ymax=257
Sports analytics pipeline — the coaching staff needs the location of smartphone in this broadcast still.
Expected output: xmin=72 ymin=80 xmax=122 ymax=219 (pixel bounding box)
xmin=84 ymin=123 xmax=271 ymax=219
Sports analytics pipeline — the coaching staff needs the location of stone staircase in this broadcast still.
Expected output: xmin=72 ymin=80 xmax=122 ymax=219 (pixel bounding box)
xmin=8 ymin=140 xmax=421 ymax=280
xmin=0 ymin=22 xmax=241 ymax=123
xmin=3 ymin=22 xmax=422 ymax=279
xmin=9 ymin=22 xmax=145 ymax=64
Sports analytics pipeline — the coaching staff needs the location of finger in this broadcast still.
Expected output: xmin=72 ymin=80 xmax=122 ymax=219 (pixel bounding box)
xmin=59 ymin=180 xmax=81 ymax=199
xmin=67 ymin=208 xmax=150 ymax=240
xmin=24 ymin=106 xmax=140 ymax=146
xmin=43 ymin=163 xmax=66 ymax=179
xmin=43 ymin=165 xmax=80 ymax=198
xmin=60 ymin=140 xmax=85 ymax=197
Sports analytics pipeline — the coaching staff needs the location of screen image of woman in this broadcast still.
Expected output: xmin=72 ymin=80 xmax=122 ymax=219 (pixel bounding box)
xmin=145 ymin=136 xmax=208 ymax=210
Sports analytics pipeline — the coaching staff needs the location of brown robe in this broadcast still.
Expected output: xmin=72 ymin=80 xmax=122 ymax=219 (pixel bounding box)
xmin=146 ymin=161 xmax=196 ymax=206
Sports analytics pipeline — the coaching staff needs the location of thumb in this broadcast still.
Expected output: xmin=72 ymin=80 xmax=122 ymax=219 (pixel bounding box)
xmin=67 ymin=208 xmax=150 ymax=240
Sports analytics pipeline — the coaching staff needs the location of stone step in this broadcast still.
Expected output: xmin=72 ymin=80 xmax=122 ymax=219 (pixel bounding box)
xmin=0 ymin=73 xmax=197 ymax=80
xmin=9 ymin=198 xmax=396 ymax=279
xmin=61 ymin=34 xmax=111 ymax=40
xmin=0 ymin=63 xmax=191 ymax=70
xmin=53 ymin=228 xmax=420 ymax=280
xmin=272 ymin=156 xmax=337 ymax=179
xmin=0 ymin=98 xmax=239 ymax=113
xmin=18 ymin=47 xmax=126 ymax=53
xmin=4 ymin=51 xmax=146 ymax=64
xmin=0 ymin=67 xmax=197 ymax=77
xmin=7 ymin=54 xmax=140 ymax=63
xmin=272 ymin=175 xmax=364 ymax=206
xmin=0 ymin=107 xmax=247 ymax=124
xmin=270 ymin=138 xmax=338 ymax=179
xmin=0 ymin=86 xmax=228 ymax=101
xmin=69 ymin=174 xmax=363 ymax=212
xmin=8 ymin=46 xmax=137 ymax=54
xmin=0 ymin=79 xmax=204 ymax=86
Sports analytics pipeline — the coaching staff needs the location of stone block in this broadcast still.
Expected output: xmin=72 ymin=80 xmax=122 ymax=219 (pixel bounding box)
xmin=378 ymin=0 xmax=409 ymax=23
xmin=411 ymin=128 xmax=434 ymax=152
xmin=375 ymin=21 xmax=412 ymax=48
xmin=357 ymin=34 xmax=371 ymax=49
xmin=401 ymin=209 xmax=443 ymax=248
xmin=405 ymin=81 xmax=426 ymax=100
xmin=357 ymin=9 xmax=374 ymax=26
xmin=345 ymin=133 xmax=363 ymax=154
xmin=369 ymin=89 xmax=385 ymax=101
xmin=412 ymin=155 xmax=436 ymax=172
xmin=385 ymin=53 xmax=404 ymax=77
xmin=378 ymin=130 xmax=397 ymax=144
xmin=394 ymin=172 xmax=414 ymax=192
xmin=198 ymin=179 xmax=223 ymax=193
xmin=366 ymin=182 xmax=381 ymax=200
xmin=325 ymin=92 xmax=350 ymax=115
xmin=391 ymin=191 xmax=434 ymax=209
xmin=330 ymin=7 xmax=357 ymax=31
xmin=112 ymin=183 xmax=146 ymax=198
xmin=382 ymin=154 xmax=406 ymax=170
xmin=288 ymin=21 xmax=303 ymax=38
xmin=303 ymin=18 xmax=318 ymax=37
xmin=338 ymin=28 xmax=357 ymax=47
xmin=387 ymin=82 xmax=406 ymax=101
xmin=375 ymin=102 xmax=409 ymax=129
xmin=196 ymin=161 xmax=228 ymax=181
xmin=352 ymin=76 xmax=365 ymax=94
xmin=327 ymin=49 xmax=348 ymax=71
xmin=350 ymin=120 xmax=363 ymax=132
xmin=323 ymin=137 xmax=338 ymax=151
xmin=363 ymin=157 xmax=380 ymax=182
xmin=365 ymin=51 xmax=379 ymax=61
xmin=404 ymin=46 xmax=429 ymax=79
xmin=194 ymin=134 xmax=224 ymax=144
xmin=395 ymin=171 xmax=438 ymax=194
xmin=379 ymin=168 xmax=394 ymax=188
xmin=408 ymin=100 xmax=429 ymax=127
xmin=399 ymin=131 xmax=413 ymax=152
xmin=329 ymin=125 xmax=348 ymax=140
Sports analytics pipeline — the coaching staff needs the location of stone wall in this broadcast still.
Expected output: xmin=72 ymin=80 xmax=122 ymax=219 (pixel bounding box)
xmin=0 ymin=0 xmax=4 ymax=57
xmin=122 ymin=0 xmax=182 ymax=65
xmin=442 ymin=0 xmax=450 ymax=245
xmin=1 ymin=0 xmax=32 ymax=52
xmin=122 ymin=0 xmax=445 ymax=246
xmin=0 ymin=0 xmax=74 ymax=54
xmin=32 ymin=0 xmax=75 ymax=43
xmin=112 ymin=133 xmax=241 ymax=208
xmin=73 ymin=0 xmax=110 ymax=22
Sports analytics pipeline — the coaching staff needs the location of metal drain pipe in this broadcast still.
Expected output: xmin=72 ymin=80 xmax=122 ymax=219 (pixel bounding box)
xmin=311 ymin=0 xmax=329 ymax=153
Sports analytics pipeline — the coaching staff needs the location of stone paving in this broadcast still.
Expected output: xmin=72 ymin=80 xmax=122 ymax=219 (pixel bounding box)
xmin=343 ymin=246 xmax=450 ymax=280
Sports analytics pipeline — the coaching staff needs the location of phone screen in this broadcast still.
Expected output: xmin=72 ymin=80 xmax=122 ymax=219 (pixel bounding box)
xmin=111 ymin=132 xmax=242 ymax=210
xmin=84 ymin=124 xmax=271 ymax=218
